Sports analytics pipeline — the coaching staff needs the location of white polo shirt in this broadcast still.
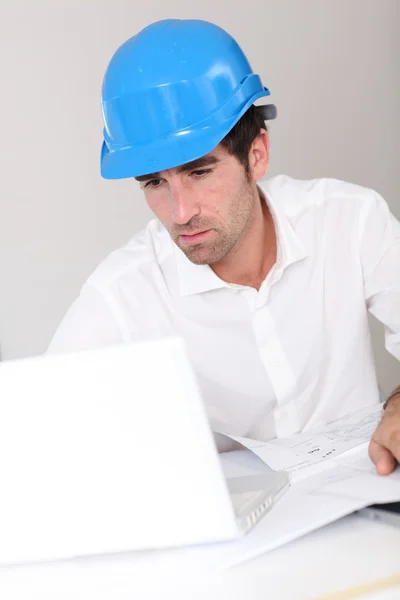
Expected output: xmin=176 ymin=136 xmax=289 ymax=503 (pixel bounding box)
xmin=48 ymin=175 xmax=400 ymax=447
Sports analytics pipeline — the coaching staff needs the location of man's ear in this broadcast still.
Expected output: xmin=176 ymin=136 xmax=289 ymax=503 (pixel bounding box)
xmin=248 ymin=129 xmax=269 ymax=181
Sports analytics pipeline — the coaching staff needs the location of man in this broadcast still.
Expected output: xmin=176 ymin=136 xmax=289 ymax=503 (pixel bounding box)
xmin=48 ymin=19 xmax=400 ymax=473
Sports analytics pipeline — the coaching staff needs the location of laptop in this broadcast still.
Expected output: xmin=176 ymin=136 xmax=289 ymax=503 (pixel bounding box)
xmin=0 ymin=337 xmax=288 ymax=564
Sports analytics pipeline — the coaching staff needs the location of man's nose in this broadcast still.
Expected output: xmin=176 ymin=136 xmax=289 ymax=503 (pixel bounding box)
xmin=169 ymin=181 xmax=200 ymax=225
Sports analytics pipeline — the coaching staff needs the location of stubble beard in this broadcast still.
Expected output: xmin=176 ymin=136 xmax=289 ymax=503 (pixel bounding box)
xmin=171 ymin=181 xmax=255 ymax=265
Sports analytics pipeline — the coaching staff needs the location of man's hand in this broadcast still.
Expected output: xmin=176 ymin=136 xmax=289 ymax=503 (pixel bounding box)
xmin=369 ymin=392 xmax=400 ymax=475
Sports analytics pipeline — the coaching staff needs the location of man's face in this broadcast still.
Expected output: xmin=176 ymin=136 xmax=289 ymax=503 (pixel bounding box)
xmin=137 ymin=145 xmax=257 ymax=265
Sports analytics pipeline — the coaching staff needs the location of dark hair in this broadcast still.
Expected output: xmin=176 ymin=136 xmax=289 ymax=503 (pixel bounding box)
xmin=219 ymin=105 xmax=267 ymax=176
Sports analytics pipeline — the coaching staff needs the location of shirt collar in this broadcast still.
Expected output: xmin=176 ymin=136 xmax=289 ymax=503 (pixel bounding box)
xmin=262 ymin=183 xmax=308 ymax=271
xmin=174 ymin=245 xmax=227 ymax=296
xmin=174 ymin=181 xmax=308 ymax=297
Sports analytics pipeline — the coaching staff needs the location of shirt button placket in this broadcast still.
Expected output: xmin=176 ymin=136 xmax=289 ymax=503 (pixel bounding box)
xmin=252 ymin=305 xmax=298 ymax=437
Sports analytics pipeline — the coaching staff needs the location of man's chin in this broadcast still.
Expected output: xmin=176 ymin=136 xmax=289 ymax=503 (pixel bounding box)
xmin=186 ymin=254 xmax=214 ymax=266
xmin=181 ymin=248 xmax=214 ymax=265
xmin=176 ymin=241 xmax=221 ymax=266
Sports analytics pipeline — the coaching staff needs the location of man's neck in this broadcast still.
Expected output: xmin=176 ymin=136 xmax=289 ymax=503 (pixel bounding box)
xmin=211 ymin=188 xmax=277 ymax=290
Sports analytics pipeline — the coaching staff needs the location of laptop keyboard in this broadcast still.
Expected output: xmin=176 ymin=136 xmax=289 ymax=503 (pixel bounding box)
xmin=230 ymin=490 xmax=271 ymax=514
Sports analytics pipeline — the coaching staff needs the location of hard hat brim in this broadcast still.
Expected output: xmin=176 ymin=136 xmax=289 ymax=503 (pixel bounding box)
xmin=101 ymin=90 xmax=272 ymax=180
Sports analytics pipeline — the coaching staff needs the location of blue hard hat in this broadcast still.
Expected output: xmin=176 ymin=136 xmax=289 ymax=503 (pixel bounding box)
xmin=100 ymin=19 xmax=275 ymax=179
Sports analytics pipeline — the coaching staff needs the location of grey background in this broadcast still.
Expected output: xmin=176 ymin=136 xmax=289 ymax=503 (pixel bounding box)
xmin=0 ymin=0 xmax=398 ymax=392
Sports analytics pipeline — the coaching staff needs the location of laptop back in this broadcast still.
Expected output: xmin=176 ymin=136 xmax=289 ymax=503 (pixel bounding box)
xmin=0 ymin=338 xmax=238 ymax=563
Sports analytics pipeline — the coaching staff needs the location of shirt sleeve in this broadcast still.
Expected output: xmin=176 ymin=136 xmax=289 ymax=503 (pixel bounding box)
xmin=359 ymin=191 xmax=400 ymax=361
xmin=47 ymin=282 xmax=129 ymax=354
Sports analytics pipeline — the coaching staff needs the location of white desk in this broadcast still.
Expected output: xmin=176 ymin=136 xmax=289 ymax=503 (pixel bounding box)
xmin=0 ymin=515 xmax=399 ymax=600
xmin=1 ymin=453 xmax=399 ymax=600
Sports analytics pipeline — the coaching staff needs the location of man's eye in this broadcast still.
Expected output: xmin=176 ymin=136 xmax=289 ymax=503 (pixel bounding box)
xmin=191 ymin=169 xmax=212 ymax=177
xmin=145 ymin=179 xmax=162 ymax=188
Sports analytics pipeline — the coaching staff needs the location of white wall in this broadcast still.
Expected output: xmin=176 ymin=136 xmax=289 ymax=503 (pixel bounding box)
xmin=0 ymin=0 xmax=399 ymax=392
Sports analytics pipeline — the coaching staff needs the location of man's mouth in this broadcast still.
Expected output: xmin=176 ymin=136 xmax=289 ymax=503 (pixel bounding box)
xmin=179 ymin=230 xmax=212 ymax=245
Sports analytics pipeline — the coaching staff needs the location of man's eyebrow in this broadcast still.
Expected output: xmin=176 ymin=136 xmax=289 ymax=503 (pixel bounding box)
xmin=134 ymin=155 xmax=219 ymax=182
xmin=135 ymin=171 xmax=161 ymax=183
xmin=176 ymin=155 xmax=219 ymax=174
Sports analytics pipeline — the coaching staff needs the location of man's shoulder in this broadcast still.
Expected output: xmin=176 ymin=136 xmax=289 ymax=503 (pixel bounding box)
xmin=262 ymin=175 xmax=381 ymax=214
xmin=87 ymin=219 xmax=172 ymax=292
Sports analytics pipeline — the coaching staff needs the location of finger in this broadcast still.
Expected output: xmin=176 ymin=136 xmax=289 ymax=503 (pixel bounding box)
xmin=385 ymin=430 xmax=400 ymax=465
xmin=368 ymin=439 xmax=397 ymax=475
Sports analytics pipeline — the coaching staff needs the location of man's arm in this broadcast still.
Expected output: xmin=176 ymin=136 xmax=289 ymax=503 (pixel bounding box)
xmin=384 ymin=385 xmax=400 ymax=409
xmin=47 ymin=282 xmax=129 ymax=354
xmin=359 ymin=190 xmax=400 ymax=474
